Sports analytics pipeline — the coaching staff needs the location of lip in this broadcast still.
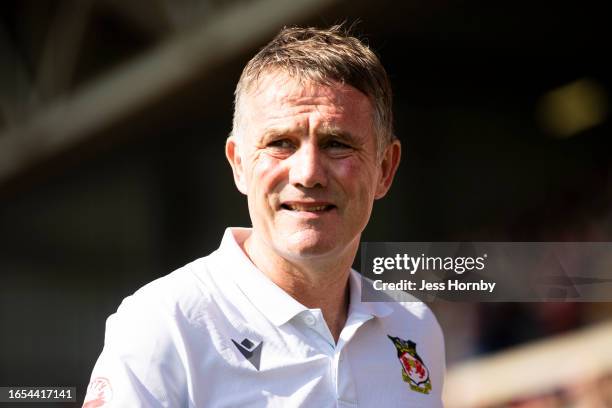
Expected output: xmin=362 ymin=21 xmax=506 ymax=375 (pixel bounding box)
xmin=279 ymin=201 xmax=337 ymax=217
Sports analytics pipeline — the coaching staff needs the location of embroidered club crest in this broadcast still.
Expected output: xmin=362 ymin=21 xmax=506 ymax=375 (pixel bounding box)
xmin=388 ymin=335 xmax=432 ymax=394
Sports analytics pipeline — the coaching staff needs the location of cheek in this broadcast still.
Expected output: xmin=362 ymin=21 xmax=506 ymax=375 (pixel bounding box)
xmin=333 ymin=159 xmax=378 ymax=198
xmin=249 ymin=155 xmax=287 ymax=195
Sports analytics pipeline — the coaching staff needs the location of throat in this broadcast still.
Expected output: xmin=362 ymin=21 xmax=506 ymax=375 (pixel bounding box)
xmin=241 ymin=231 xmax=353 ymax=341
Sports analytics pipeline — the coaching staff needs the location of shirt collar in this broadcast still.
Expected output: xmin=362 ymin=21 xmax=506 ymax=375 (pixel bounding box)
xmin=348 ymin=268 xmax=393 ymax=319
xmin=217 ymin=227 xmax=392 ymax=326
xmin=217 ymin=228 xmax=307 ymax=326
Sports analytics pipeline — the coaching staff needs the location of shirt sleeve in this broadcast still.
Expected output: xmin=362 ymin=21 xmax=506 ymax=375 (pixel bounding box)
xmin=83 ymin=292 xmax=189 ymax=408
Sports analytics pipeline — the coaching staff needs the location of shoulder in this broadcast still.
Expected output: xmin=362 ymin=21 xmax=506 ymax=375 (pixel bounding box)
xmin=103 ymin=257 xmax=216 ymax=350
xmin=95 ymin=258 xmax=218 ymax=388
xmin=88 ymin=258 xmax=217 ymax=406
xmin=386 ymin=300 xmax=444 ymax=345
xmin=129 ymin=257 xmax=213 ymax=310
xmin=358 ymin=272 xmax=444 ymax=341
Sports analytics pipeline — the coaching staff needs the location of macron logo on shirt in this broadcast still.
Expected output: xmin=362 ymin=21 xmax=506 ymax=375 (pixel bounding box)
xmin=231 ymin=338 xmax=263 ymax=370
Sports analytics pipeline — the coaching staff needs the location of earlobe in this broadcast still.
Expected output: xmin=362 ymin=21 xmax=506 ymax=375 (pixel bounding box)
xmin=375 ymin=139 xmax=401 ymax=199
xmin=225 ymin=136 xmax=248 ymax=195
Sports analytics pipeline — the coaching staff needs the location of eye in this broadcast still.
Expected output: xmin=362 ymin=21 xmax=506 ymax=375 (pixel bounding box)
xmin=327 ymin=140 xmax=349 ymax=148
xmin=324 ymin=139 xmax=352 ymax=151
xmin=265 ymin=139 xmax=296 ymax=158
xmin=268 ymin=139 xmax=294 ymax=149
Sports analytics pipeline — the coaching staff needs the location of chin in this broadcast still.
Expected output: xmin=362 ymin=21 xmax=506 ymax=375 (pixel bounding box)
xmin=281 ymin=230 xmax=340 ymax=259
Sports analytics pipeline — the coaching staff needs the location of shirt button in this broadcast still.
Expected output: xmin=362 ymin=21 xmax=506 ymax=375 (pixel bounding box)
xmin=304 ymin=315 xmax=316 ymax=326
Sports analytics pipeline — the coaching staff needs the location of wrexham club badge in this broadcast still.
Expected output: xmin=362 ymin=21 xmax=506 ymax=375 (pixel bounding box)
xmin=388 ymin=335 xmax=432 ymax=394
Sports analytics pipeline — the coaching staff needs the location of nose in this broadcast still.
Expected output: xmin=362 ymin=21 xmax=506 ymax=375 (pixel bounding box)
xmin=288 ymin=143 xmax=328 ymax=188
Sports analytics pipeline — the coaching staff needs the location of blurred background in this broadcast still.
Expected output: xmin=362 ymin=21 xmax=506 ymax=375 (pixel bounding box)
xmin=0 ymin=0 xmax=611 ymax=406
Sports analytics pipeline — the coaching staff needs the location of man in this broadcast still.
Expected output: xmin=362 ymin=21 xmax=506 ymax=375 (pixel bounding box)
xmin=84 ymin=25 xmax=445 ymax=407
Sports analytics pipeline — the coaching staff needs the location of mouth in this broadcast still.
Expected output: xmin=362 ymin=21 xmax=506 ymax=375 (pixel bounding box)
xmin=280 ymin=203 xmax=336 ymax=213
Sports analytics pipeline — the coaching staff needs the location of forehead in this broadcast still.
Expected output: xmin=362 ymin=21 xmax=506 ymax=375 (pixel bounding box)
xmin=241 ymin=71 xmax=374 ymax=132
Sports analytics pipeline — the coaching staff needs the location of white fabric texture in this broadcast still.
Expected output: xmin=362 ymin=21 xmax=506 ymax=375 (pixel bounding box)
xmin=85 ymin=228 xmax=445 ymax=407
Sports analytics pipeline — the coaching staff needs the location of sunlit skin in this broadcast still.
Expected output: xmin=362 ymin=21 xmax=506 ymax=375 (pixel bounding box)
xmin=226 ymin=72 xmax=401 ymax=340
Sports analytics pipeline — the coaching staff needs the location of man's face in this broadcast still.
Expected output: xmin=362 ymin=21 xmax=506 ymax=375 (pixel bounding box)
xmin=227 ymin=72 xmax=400 ymax=261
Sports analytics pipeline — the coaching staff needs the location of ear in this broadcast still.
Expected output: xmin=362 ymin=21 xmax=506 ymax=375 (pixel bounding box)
xmin=225 ymin=135 xmax=248 ymax=195
xmin=375 ymin=139 xmax=401 ymax=199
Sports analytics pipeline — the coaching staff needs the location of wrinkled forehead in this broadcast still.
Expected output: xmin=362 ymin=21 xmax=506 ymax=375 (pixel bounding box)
xmin=240 ymin=70 xmax=375 ymax=122
xmin=241 ymin=67 xmax=338 ymax=98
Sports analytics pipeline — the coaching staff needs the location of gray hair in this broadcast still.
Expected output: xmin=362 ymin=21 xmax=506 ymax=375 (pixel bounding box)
xmin=231 ymin=24 xmax=395 ymax=155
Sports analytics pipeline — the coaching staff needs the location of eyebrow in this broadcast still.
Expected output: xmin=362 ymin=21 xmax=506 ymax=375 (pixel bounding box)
xmin=260 ymin=125 xmax=360 ymax=145
xmin=315 ymin=127 xmax=360 ymax=144
xmin=261 ymin=127 xmax=298 ymax=139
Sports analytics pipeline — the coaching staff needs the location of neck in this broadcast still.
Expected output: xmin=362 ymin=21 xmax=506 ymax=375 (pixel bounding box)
xmin=242 ymin=231 xmax=358 ymax=342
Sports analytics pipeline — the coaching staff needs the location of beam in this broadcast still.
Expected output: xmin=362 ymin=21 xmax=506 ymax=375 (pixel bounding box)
xmin=443 ymin=320 xmax=612 ymax=407
xmin=37 ymin=0 xmax=95 ymax=100
xmin=0 ymin=22 xmax=37 ymax=126
xmin=0 ymin=0 xmax=337 ymax=188
xmin=103 ymin=0 xmax=173 ymax=38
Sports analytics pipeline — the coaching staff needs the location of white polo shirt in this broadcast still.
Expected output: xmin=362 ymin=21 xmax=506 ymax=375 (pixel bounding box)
xmin=84 ymin=228 xmax=445 ymax=407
